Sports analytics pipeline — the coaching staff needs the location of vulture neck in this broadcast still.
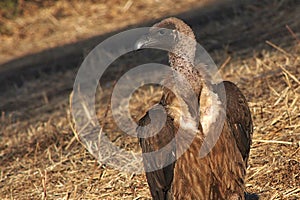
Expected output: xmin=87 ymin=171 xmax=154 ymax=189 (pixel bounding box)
xmin=168 ymin=37 xmax=201 ymax=96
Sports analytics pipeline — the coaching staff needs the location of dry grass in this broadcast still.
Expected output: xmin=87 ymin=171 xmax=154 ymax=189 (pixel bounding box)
xmin=0 ymin=0 xmax=300 ymax=199
xmin=0 ymin=0 xmax=213 ymax=65
xmin=223 ymin=43 xmax=300 ymax=200
xmin=2 ymin=41 xmax=298 ymax=200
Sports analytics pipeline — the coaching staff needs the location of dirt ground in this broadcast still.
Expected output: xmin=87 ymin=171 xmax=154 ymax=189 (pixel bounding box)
xmin=0 ymin=0 xmax=299 ymax=199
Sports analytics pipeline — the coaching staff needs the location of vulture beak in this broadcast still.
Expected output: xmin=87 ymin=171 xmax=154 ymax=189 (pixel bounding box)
xmin=134 ymin=34 xmax=151 ymax=51
xmin=134 ymin=29 xmax=176 ymax=51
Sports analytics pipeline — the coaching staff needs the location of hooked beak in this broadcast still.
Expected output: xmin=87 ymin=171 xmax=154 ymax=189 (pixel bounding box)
xmin=134 ymin=34 xmax=156 ymax=51
xmin=134 ymin=29 xmax=176 ymax=51
xmin=134 ymin=35 xmax=147 ymax=50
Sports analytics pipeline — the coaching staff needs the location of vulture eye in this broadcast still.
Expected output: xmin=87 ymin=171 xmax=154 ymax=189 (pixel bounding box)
xmin=158 ymin=29 xmax=166 ymax=35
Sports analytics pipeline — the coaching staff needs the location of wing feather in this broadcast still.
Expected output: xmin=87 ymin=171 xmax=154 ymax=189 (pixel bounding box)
xmin=137 ymin=105 xmax=177 ymax=200
xmin=214 ymin=81 xmax=253 ymax=164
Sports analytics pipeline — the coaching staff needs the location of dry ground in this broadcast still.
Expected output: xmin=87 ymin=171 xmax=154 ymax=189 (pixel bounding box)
xmin=0 ymin=0 xmax=299 ymax=199
xmin=0 ymin=0 xmax=213 ymax=65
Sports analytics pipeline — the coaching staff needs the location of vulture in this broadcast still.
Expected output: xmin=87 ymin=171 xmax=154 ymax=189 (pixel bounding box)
xmin=135 ymin=17 xmax=254 ymax=200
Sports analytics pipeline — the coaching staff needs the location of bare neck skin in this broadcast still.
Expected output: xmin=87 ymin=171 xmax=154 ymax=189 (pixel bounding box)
xmin=168 ymin=31 xmax=202 ymax=97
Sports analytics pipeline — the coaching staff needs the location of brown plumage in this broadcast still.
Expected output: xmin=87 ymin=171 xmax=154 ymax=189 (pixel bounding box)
xmin=136 ymin=17 xmax=254 ymax=200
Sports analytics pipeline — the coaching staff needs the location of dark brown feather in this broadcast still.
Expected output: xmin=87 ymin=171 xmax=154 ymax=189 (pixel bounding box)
xmin=214 ymin=81 xmax=253 ymax=164
xmin=138 ymin=106 xmax=177 ymax=200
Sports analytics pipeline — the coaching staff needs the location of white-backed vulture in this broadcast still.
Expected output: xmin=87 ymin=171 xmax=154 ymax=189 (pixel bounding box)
xmin=135 ymin=17 xmax=254 ymax=200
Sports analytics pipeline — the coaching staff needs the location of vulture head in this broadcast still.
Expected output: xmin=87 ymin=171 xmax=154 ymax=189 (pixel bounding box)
xmin=135 ymin=18 xmax=196 ymax=70
xmin=135 ymin=17 xmax=203 ymax=99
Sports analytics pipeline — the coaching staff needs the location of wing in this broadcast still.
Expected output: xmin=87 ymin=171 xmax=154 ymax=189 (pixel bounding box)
xmin=137 ymin=105 xmax=177 ymax=200
xmin=214 ymin=81 xmax=253 ymax=164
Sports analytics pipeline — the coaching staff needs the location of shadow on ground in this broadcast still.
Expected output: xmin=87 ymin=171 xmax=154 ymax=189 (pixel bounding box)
xmin=1 ymin=0 xmax=298 ymax=125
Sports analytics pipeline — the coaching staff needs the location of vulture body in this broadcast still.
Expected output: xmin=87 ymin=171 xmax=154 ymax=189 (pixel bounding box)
xmin=136 ymin=18 xmax=253 ymax=200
